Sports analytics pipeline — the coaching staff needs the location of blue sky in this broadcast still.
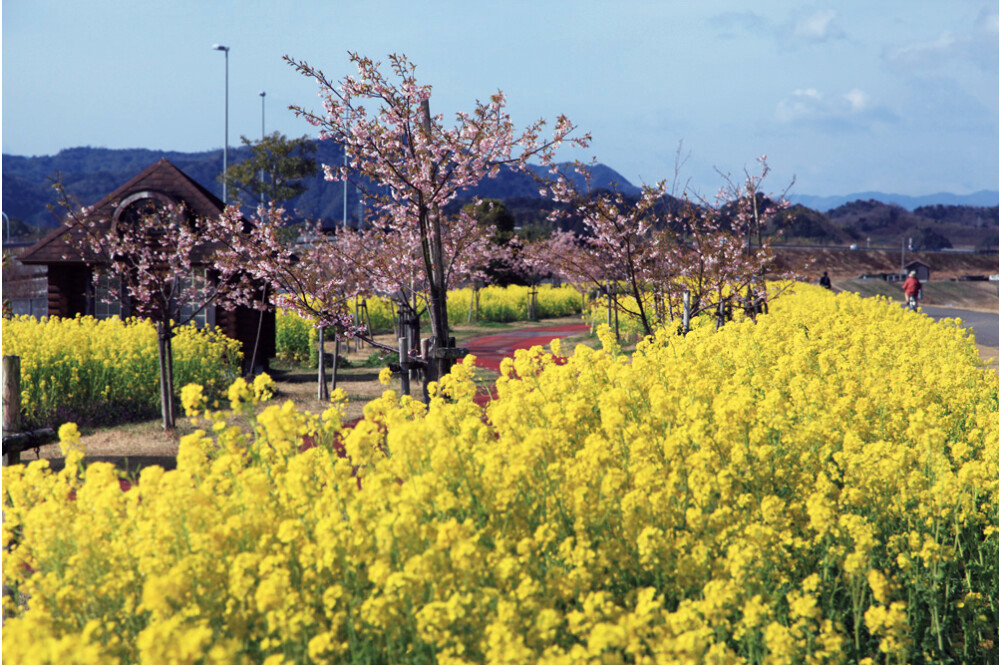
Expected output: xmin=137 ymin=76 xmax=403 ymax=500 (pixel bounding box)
xmin=3 ymin=1 xmax=997 ymax=197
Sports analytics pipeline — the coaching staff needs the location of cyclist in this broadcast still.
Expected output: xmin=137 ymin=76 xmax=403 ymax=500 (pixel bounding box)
xmin=902 ymin=270 xmax=922 ymax=311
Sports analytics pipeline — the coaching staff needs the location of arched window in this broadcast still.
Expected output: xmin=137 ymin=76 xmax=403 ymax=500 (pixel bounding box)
xmin=110 ymin=191 xmax=181 ymax=234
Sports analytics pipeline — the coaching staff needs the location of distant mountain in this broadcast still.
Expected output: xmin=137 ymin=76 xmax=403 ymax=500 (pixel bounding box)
xmin=822 ymin=199 xmax=998 ymax=250
xmin=790 ymin=190 xmax=999 ymax=212
xmin=2 ymin=144 xmax=996 ymax=250
xmin=1 ymin=143 xmax=640 ymax=230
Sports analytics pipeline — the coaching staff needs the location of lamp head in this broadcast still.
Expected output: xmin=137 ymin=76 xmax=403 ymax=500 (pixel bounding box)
xmin=212 ymin=44 xmax=230 ymax=52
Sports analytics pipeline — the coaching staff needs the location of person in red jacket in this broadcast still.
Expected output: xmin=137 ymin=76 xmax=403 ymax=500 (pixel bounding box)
xmin=902 ymin=271 xmax=921 ymax=310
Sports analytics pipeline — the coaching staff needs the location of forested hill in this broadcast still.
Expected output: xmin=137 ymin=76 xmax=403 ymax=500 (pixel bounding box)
xmin=1 ymin=142 xmax=639 ymax=231
xmin=3 ymin=144 xmax=997 ymax=250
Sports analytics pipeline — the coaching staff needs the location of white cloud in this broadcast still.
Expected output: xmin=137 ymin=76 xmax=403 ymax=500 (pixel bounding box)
xmin=775 ymin=89 xmax=824 ymax=122
xmin=775 ymin=88 xmax=890 ymax=126
xmin=712 ymin=8 xmax=846 ymax=46
xmin=793 ymin=9 xmax=843 ymax=42
xmin=884 ymin=9 xmax=998 ymax=72
xmin=843 ymin=89 xmax=870 ymax=112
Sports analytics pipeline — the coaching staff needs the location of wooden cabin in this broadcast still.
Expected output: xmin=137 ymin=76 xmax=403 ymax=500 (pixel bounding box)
xmin=905 ymin=260 xmax=931 ymax=282
xmin=18 ymin=159 xmax=275 ymax=370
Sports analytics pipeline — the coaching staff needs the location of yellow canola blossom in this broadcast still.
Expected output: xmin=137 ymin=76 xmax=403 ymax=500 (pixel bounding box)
xmin=2 ymin=315 xmax=242 ymax=428
xmin=276 ymin=283 xmax=584 ymax=364
xmin=3 ymin=285 xmax=996 ymax=664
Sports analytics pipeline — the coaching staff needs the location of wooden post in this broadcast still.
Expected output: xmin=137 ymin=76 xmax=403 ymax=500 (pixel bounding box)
xmin=409 ymin=309 xmax=421 ymax=387
xmin=3 ymin=355 xmax=21 ymax=466
xmin=398 ymin=336 xmax=410 ymax=397
xmin=353 ymin=299 xmax=360 ymax=352
xmin=682 ymin=290 xmax=691 ymax=335
xmin=716 ymin=300 xmax=725 ymax=330
xmin=420 ymin=338 xmax=432 ymax=403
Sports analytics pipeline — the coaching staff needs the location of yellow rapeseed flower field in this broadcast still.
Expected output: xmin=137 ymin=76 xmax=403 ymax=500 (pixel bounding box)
xmin=3 ymin=286 xmax=996 ymax=664
xmin=276 ymin=284 xmax=585 ymax=362
xmin=2 ymin=315 xmax=242 ymax=428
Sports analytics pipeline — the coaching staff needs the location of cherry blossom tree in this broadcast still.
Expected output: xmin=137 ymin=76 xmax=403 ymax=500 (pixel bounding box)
xmin=541 ymin=171 xmax=677 ymax=336
xmin=209 ymin=205 xmax=373 ymax=400
xmin=58 ymin=187 xmax=258 ymax=429
xmin=286 ymin=52 xmax=588 ymax=380
xmin=543 ymin=158 xmax=796 ymax=337
xmin=668 ymin=157 xmax=797 ymax=326
xmin=209 ymin=201 xmax=503 ymax=399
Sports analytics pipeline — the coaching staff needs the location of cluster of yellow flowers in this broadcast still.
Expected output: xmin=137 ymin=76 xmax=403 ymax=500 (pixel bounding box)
xmin=276 ymin=284 xmax=585 ymax=362
xmin=3 ymin=286 xmax=996 ymax=664
xmin=446 ymin=284 xmax=584 ymax=324
xmin=1 ymin=315 xmax=242 ymax=428
xmin=275 ymin=310 xmax=318 ymax=364
xmin=585 ymin=283 xmax=757 ymax=342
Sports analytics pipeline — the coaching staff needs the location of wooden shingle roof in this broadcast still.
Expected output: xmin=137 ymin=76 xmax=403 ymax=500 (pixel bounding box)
xmin=20 ymin=159 xmax=225 ymax=265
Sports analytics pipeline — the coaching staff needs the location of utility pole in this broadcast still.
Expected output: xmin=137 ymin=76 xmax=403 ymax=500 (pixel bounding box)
xmin=343 ymin=106 xmax=349 ymax=229
xmin=260 ymin=91 xmax=266 ymax=203
xmin=213 ymin=44 xmax=231 ymax=205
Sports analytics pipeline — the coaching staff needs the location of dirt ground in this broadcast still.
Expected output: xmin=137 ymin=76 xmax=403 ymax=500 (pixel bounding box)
xmin=20 ymin=317 xmax=585 ymax=473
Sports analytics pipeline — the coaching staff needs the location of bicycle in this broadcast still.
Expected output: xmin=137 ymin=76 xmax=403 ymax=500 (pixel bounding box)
xmin=907 ymin=294 xmax=919 ymax=311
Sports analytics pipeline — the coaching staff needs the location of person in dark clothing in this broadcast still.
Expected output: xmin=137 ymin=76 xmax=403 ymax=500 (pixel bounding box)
xmin=819 ymin=271 xmax=832 ymax=289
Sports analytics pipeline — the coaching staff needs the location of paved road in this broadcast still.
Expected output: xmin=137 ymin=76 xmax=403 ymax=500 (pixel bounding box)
xmin=920 ymin=306 xmax=998 ymax=348
xmin=465 ymin=323 xmax=591 ymax=372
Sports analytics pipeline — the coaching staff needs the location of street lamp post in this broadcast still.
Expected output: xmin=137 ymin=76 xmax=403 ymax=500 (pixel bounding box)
xmin=260 ymin=91 xmax=266 ymax=203
xmin=213 ymin=44 xmax=230 ymax=205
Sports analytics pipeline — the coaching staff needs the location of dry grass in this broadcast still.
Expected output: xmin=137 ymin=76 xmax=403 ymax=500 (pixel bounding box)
xmin=779 ymin=248 xmax=998 ymax=282
xmin=834 ymin=278 xmax=998 ymax=312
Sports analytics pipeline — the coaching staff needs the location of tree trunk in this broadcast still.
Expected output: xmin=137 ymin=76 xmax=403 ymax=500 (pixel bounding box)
xmin=317 ymin=326 xmax=328 ymax=401
xmin=682 ymin=290 xmax=691 ymax=335
xmin=156 ymin=321 xmax=176 ymax=429
xmin=419 ymin=99 xmax=453 ymax=383
xmin=2 ymin=355 xmax=22 ymax=465
xmin=425 ymin=223 xmax=451 ymax=383
xmin=331 ymin=339 xmax=340 ymax=392
xmin=615 ymin=292 xmax=622 ymax=344
xmin=606 ymin=282 xmax=613 ymax=328
xmin=3 ymin=355 xmax=21 ymax=434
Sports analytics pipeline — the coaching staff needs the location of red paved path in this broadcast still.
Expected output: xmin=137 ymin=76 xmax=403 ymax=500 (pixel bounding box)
xmin=464 ymin=323 xmax=591 ymax=372
xmin=105 ymin=323 xmax=593 ymax=491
